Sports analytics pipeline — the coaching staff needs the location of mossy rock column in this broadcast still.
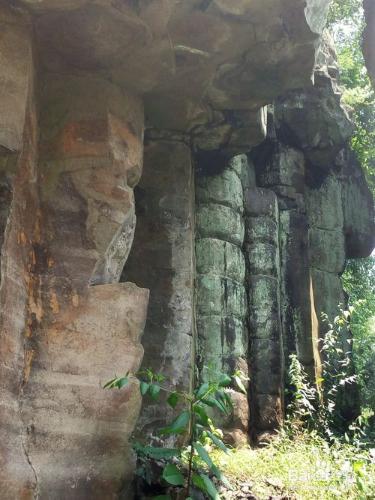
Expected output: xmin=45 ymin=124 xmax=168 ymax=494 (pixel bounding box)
xmin=244 ymin=181 xmax=284 ymax=435
xmin=195 ymin=155 xmax=249 ymax=444
xmin=252 ymin=142 xmax=317 ymax=378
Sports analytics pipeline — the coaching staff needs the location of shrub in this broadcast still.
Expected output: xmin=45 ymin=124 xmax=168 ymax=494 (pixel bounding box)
xmin=105 ymin=367 xmax=247 ymax=499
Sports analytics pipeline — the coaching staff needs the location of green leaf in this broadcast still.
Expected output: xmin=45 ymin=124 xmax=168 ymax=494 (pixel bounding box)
xmin=196 ymin=382 xmax=210 ymax=399
xmin=103 ymin=377 xmax=118 ymax=389
xmin=205 ymin=430 xmax=229 ymax=454
xmin=353 ymin=461 xmax=364 ymax=474
xmin=162 ymin=464 xmax=184 ymax=486
xmin=167 ymin=392 xmax=179 ymax=408
xmin=199 ymin=473 xmax=221 ymax=500
xmin=192 ymin=473 xmax=207 ymax=493
xmin=103 ymin=376 xmax=129 ymax=389
xmin=117 ymin=377 xmax=129 ymax=388
xmin=194 ymin=442 xmax=222 ymax=480
xmin=138 ymin=445 xmax=180 ymax=459
xmin=234 ymin=375 xmax=247 ymax=394
xmin=216 ymin=391 xmax=232 ymax=412
xmin=222 ymin=391 xmax=234 ymax=410
xmin=193 ymin=404 xmax=210 ymax=426
xmin=194 ymin=442 xmax=214 ymax=468
xmin=218 ymin=374 xmax=232 ymax=387
xmin=202 ymin=396 xmax=228 ymax=414
xmin=153 ymin=495 xmax=172 ymax=500
xmin=160 ymin=410 xmax=190 ymax=435
xmin=140 ymin=381 xmax=149 ymax=396
xmin=149 ymin=383 xmax=161 ymax=400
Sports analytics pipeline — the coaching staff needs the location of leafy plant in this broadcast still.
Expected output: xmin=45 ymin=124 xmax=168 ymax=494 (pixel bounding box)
xmin=285 ymin=309 xmax=362 ymax=442
xmin=328 ymin=0 xmax=375 ymax=195
xmin=327 ymin=0 xmax=375 ymax=445
xmin=327 ymin=0 xmax=362 ymax=28
xmin=105 ymin=367 xmax=248 ymax=499
xmin=342 ymin=257 xmax=375 ymax=414
xmin=212 ymin=431 xmax=375 ymax=499
xmin=285 ymin=353 xmax=319 ymax=433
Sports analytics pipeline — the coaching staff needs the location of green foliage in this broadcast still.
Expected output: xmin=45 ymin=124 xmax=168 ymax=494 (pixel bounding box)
xmin=105 ymin=367 xmax=248 ymax=499
xmin=162 ymin=464 xmax=184 ymax=486
xmin=343 ymin=257 xmax=375 ymax=412
xmin=340 ymin=60 xmax=375 ymax=193
xmin=328 ymin=0 xmax=375 ymax=438
xmin=327 ymin=0 xmax=362 ymax=29
xmin=102 ymin=374 xmax=129 ymax=389
xmin=285 ymin=354 xmax=319 ymax=432
xmin=285 ymin=310 xmax=365 ymax=443
xmin=212 ymin=433 xmax=375 ymax=499
xmin=328 ymin=0 xmax=375 ymax=195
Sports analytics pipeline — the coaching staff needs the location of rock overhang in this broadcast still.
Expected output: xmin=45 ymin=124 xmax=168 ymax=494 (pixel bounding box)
xmin=17 ymin=0 xmax=331 ymax=145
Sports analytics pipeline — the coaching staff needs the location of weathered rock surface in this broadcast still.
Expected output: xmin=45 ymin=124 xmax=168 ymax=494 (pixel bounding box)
xmin=122 ymin=135 xmax=194 ymax=435
xmin=0 ymin=5 xmax=148 ymax=498
xmin=245 ymin=183 xmax=284 ymax=433
xmin=195 ymin=155 xmax=249 ymax=444
xmin=274 ymin=32 xmax=353 ymax=168
xmin=19 ymin=0 xmax=331 ymax=138
xmin=0 ymin=0 xmax=373 ymax=498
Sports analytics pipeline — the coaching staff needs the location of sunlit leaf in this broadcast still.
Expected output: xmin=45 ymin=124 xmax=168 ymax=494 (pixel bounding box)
xmin=205 ymin=430 xmax=229 ymax=454
xmin=194 ymin=442 xmax=222 ymax=480
xmin=199 ymin=473 xmax=221 ymax=500
xmin=103 ymin=377 xmax=118 ymax=389
xmin=234 ymin=375 xmax=247 ymax=394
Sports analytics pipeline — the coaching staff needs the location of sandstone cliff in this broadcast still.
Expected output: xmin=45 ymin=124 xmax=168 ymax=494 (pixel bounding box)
xmin=0 ymin=1 xmax=373 ymax=498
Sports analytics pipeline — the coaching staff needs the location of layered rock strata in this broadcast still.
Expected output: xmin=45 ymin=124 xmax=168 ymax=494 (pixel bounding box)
xmin=0 ymin=5 xmax=149 ymax=498
xmin=123 ymin=133 xmax=195 ymax=435
xmin=195 ymin=155 xmax=249 ymax=444
xmin=0 ymin=0 xmax=374 ymax=498
xmin=244 ymin=180 xmax=284 ymax=435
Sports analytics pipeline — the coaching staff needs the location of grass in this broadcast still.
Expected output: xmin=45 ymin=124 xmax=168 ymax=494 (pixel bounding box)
xmin=212 ymin=431 xmax=375 ymax=499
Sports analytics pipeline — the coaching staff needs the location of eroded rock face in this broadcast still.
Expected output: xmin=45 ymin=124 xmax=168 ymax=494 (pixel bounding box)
xmin=195 ymin=155 xmax=249 ymax=444
xmin=0 ymin=0 xmax=373 ymax=498
xmin=122 ymin=135 xmax=194 ymax=436
xmin=274 ymin=33 xmax=353 ymax=168
xmin=192 ymin=32 xmax=373 ymax=440
xmin=244 ymin=183 xmax=284 ymax=434
xmin=0 ymin=5 xmax=148 ymax=499
xmin=20 ymin=0 xmax=331 ymax=138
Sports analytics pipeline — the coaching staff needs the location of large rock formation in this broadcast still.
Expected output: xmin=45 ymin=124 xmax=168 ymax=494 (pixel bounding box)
xmin=0 ymin=0 xmax=373 ymax=498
